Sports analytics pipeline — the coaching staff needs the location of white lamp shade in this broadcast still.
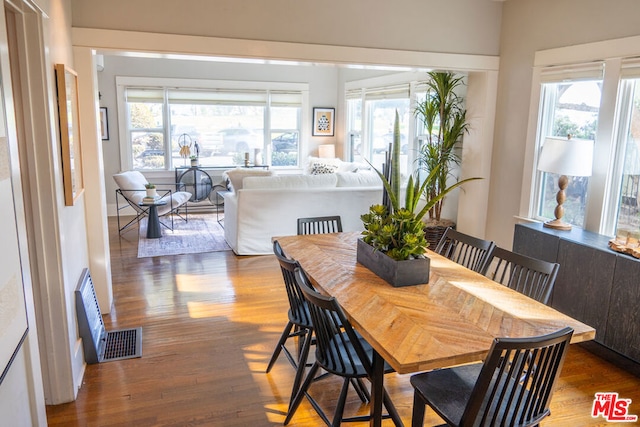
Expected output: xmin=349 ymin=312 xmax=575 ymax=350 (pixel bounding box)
xmin=318 ymin=144 xmax=336 ymax=159
xmin=537 ymin=136 xmax=594 ymax=177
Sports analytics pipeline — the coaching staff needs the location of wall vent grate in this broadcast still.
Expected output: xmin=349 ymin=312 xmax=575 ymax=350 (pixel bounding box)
xmin=75 ymin=268 xmax=142 ymax=363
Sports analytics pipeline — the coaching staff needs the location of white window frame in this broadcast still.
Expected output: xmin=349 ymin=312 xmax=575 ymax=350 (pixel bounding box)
xmin=531 ymin=63 xmax=604 ymax=229
xmin=344 ymin=72 xmax=433 ymax=173
xmin=116 ymin=76 xmax=309 ymax=172
xmin=520 ymin=34 xmax=640 ymax=236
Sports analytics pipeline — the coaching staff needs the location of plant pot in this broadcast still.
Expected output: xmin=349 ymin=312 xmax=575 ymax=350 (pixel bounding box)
xmin=190 ymin=159 xmax=198 ymax=167
xmin=423 ymin=219 xmax=456 ymax=249
xmin=356 ymin=238 xmax=430 ymax=287
xmin=145 ymin=188 xmax=157 ymax=198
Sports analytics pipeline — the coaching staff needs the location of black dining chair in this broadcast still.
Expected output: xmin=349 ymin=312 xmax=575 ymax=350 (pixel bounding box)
xmin=267 ymin=241 xmax=368 ymax=415
xmin=266 ymin=241 xmax=315 ymax=406
xmin=410 ymin=326 xmax=574 ymax=427
xmin=483 ymin=246 xmax=560 ymax=304
xmin=434 ymin=227 xmax=495 ymax=273
xmin=285 ymin=267 xmax=402 ymax=426
xmin=297 ymin=215 xmax=343 ymax=235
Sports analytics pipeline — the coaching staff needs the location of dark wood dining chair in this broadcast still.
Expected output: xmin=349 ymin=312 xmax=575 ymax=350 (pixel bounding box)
xmin=297 ymin=215 xmax=343 ymax=235
xmin=267 ymin=241 xmax=368 ymax=415
xmin=410 ymin=327 xmax=574 ymax=427
xmin=434 ymin=227 xmax=495 ymax=273
xmin=266 ymin=241 xmax=315 ymax=409
xmin=285 ymin=267 xmax=402 ymax=427
xmin=483 ymin=246 xmax=560 ymax=304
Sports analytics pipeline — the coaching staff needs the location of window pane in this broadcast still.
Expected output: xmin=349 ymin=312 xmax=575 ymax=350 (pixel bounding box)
xmin=130 ymin=102 xmax=163 ymax=129
xmin=347 ymin=98 xmax=362 ymax=162
xmin=537 ymin=80 xmax=601 ymax=228
xmin=132 ymin=131 xmax=165 ymax=169
xmin=366 ymin=98 xmax=410 ymax=176
xmin=271 ymin=106 xmax=299 ymax=167
xmin=128 ymin=101 xmax=164 ymax=170
xmin=170 ymin=104 xmax=265 ymax=167
xmin=615 ymin=79 xmax=640 ymax=237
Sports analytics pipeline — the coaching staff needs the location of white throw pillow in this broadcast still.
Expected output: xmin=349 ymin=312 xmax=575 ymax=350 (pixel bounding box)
xmin=310 ymin=162 xmax=339 ymax=175
xmin=223 ymin=168 xmax=273 ymax=192
xmin=305 ymin=156 xmax=342 ymax=175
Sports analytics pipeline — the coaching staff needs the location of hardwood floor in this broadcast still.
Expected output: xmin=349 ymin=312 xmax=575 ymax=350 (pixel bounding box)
xmin=46 ymin=217 xmax=640 ymax=426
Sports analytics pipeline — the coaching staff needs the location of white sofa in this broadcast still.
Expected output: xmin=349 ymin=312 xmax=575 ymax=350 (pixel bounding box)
xmin=222 ymin=170 xmax=383 ymax=255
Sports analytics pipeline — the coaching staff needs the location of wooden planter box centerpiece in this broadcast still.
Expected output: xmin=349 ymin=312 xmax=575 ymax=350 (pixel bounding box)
xmin=356 ymin=238 xmax=430 ymax=287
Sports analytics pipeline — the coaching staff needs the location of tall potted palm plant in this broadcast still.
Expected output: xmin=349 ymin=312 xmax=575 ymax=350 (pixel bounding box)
xmin=415 ymin=71 xmax=481 ymax=246
xmin=358 ymin=110 xmax=464 ymax=286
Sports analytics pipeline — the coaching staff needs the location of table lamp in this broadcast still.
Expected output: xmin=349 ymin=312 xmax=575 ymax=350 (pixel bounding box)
xmin=318 ymin=144 xmax=336 ymax=159
xmin=537 ymin=135 xmax=594 ymax=230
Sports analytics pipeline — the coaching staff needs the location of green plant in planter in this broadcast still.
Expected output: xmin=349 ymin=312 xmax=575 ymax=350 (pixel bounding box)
xmin=361 ymin=204 xmax=427 ymax=260
xmin=361 ymin=110 xmax=465 ymax=261
xmin=414 ymin=71 xmax=481 ymax=225
xmin=144 ymin=183 xmax=155 ymax=189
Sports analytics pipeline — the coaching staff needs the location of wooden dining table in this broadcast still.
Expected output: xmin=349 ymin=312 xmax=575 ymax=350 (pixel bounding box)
xmin=274 ymin=232 xmax=596 ymax=427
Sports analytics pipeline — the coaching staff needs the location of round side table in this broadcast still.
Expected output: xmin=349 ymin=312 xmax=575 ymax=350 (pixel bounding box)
xmin=140 ymin=199 xmax=168 ymax=238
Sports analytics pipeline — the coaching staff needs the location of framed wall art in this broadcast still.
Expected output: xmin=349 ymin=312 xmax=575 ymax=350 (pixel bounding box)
xmin=100 ymin=107 xmax=109 ymax=140
xmin=55 ymin=64 xmax=84 ymax=206
xmin=312 ymin=107 xmax=335 ymax=137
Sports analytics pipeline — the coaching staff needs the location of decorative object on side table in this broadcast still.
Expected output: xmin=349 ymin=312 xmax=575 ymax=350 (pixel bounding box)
xmin=190 ymin=155 xmax=199 ymax=167
xmin=537 ymin=134 xmax=594 ymax=230
xmin=178 ymin=133 xmax=193 ymax=166
xmin=608 ymin=233 xmax=640 ymax=259
xmin=358 ymin=110 xmax=463 ymax=287
xmin=414 ymin=71 xmax=482 ymax=247
xmin=144 ymin=183 xmax=157 ymax=199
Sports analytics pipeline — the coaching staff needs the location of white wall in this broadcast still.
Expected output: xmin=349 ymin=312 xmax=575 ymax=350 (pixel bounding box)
xmin=41 ymin=0 xmax=92 ymax=404
xmin=487 ymin=0 xmax=640 ymax=249
xmin=71 ymin=0 xmax=503 ymax=56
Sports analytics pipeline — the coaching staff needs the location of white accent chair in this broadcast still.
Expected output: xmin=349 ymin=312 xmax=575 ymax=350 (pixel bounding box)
xmin=113 ymin=171 xmax=192 ymax=235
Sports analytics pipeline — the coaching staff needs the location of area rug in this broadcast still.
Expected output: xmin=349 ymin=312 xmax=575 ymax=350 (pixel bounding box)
xmin=137 ymin=214 xmax=231 ymax=258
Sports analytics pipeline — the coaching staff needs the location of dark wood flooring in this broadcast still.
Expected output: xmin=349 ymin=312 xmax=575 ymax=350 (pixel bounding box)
xmin=45 ymin=216 xmax=640 ymax=426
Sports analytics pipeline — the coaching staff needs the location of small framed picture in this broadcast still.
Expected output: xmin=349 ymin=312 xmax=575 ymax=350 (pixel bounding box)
xmin=312 ymin=107 xmax=335 ymax=137
xmin=55 ymin=64 xmax=84 ymax=206
xmin=100 ymin=107 xmax=109 ymax=140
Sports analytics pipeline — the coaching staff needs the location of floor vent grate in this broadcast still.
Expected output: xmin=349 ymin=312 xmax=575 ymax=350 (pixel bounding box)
xmin=103 ymin=327 xmax=143 ymax=362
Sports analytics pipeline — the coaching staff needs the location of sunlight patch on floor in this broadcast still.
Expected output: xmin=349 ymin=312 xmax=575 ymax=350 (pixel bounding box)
xmin=176 ymin=273 xmax=235 ymax=294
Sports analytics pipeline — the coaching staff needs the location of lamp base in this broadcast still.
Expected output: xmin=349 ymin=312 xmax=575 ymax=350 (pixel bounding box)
xmin=543 ymin=219 xmax=572 ymax=231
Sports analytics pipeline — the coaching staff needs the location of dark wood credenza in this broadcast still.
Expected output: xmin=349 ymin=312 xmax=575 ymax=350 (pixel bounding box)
xmin=513 ymin=222 xmax=640 ymax=364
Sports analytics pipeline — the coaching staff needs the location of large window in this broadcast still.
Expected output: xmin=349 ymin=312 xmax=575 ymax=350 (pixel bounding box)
xmin=534 ymin=76 xmax=602 ymax=228
xmin=528 ymin=57 xmax=640 ymax=237
xmin=346 ymin=82 xmax=421 ymax=178
xmin=612 ymin=72 xmax=640 ymax=238
xmin=127 ymin=89 xmax=166 ymax=170
xmin=118 ymin=78 xmax=307 ymax=171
